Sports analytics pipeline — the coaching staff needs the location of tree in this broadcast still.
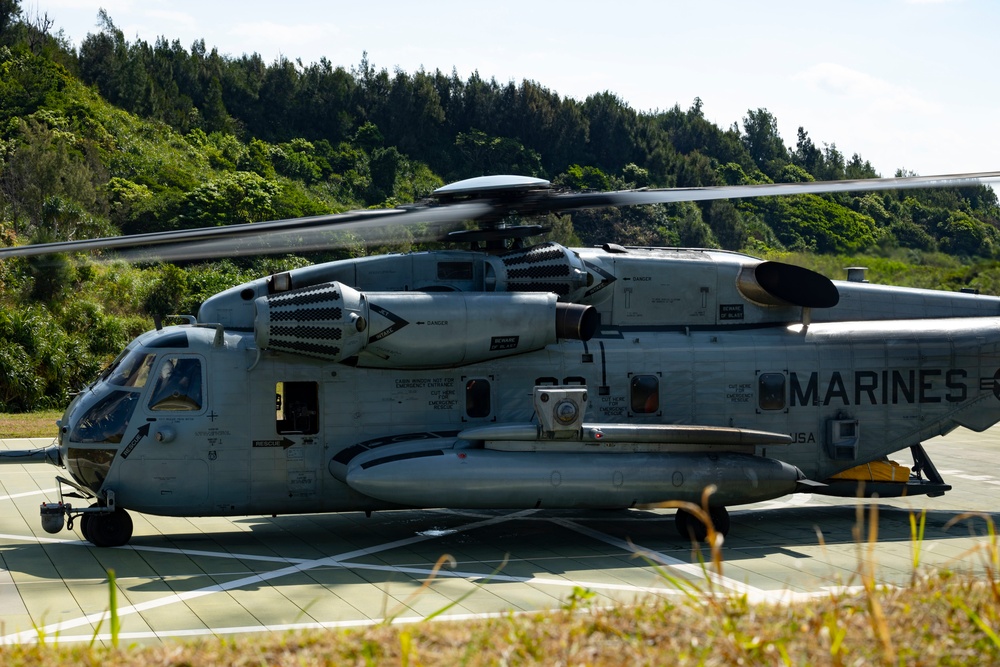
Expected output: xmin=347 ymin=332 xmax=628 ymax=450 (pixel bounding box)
xmin=78 ymin=11 xmax=135 ymax=109
xmin=792 ymin=127 xmax=822 ymax=174
xmin=27 ymin=226 xmax=76 ymax=302
xmin=674 ymin=202 xmax=717 ymax=247
xmin=367 ymin=146 xmax=404 ymax=203
xmin=581 ymin=92 xmax=637 ymax=172
xmin=239 ymin=138 xmax=277 ymax=178
xmin=172 ymin=171 xmax=280 ymax=227
xmin=273 ymin=138 xmax=322 ymax=184
xmin=0 ymin=117 xmax=105 ymax=237
xmin=846 ymin=153 xmax=878 ymax=179
xmin=760 ymin=194 xmax=879 ymax=253
xmin=453 ymin=129 xmax=543 ymax=178
xmin=777 ymin=164 xmax=814 ymax=183
xmin=937 ymin=211 xmax=996 ymax=256
xmin=0 ymin=0 xmax=21 ymax=45
xmin=816 ymin=143 xmax=846 ymax=181
xmin=143 ymin=264 xmax=189 ymax=317
xmin=740 ymin=108 xmax=788 ymax=178
xmin=555 ymin=164 xmax=611 ymax=192
xmin=705 ymin=200 xmax=748 ymax=250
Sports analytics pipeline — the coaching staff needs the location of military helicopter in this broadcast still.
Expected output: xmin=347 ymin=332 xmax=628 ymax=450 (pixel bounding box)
xmin=2 ymin=171 xmax=1000 ymax=547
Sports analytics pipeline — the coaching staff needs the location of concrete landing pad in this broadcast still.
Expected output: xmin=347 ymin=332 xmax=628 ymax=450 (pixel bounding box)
xmin=2 ymin=428 xmax=999 ymax=646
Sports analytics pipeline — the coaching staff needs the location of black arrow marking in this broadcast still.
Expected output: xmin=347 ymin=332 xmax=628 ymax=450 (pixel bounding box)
xmin=368 ymin=303 xmax=410 ymax=343
xmin=584 ymin=261 xmax=617 ymax=298
xmin=252 ymin=437 xmax=297 ymax=449
xmin=119 ymin=423 xmax=151 ymax=460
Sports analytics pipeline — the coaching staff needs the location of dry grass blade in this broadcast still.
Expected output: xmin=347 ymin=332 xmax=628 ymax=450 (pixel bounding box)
xmin=944 ymin=511 xmax=1000 ymax=604
xmin=853 ymin=499 xmax=896 ymax=664
xmin=654 ymin=484 xmax=725 ymax=578
xmin=383 ymin=554 xmax=458 ymax=623
xmin=909 ymin=508 xmax=927 ymax=584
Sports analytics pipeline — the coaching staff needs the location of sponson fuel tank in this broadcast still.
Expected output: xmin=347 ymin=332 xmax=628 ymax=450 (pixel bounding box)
xmin=254 ymin=281 xmax=597 ymax=368
xmin=345 ymin=446 xmax=804 ymax=508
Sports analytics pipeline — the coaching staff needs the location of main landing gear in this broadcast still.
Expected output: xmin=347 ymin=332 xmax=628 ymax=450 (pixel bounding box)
xmin=675 ymin=506 xmax=730 ymax=542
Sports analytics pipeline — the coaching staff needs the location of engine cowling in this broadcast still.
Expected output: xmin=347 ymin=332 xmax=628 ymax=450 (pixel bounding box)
xmin=254 ymin=281 xmax=597 ymax=368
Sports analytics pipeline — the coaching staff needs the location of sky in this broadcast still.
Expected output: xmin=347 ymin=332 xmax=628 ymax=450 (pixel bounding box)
xmin=21 ymin=0 xmax=1000 ymax=179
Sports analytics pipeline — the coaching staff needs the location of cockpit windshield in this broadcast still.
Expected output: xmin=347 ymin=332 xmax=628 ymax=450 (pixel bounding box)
xmin=95 ymin=345 xmax=153 ymax=387
xmin=107 ymin=348 xmax=157 ymax=388
xmin=69 ymin=390 xmax=139 ymax=444
xmin=71 ymin=346 xmax=154 ymax=445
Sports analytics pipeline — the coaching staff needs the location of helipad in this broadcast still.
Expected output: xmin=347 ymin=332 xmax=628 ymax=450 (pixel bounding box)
xmin=2 ymin=426 xmax=999 ymax=645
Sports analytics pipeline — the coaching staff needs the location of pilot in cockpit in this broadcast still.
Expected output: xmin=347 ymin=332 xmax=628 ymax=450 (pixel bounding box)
xmin=148 ymin=358 xmax=202 ymax=410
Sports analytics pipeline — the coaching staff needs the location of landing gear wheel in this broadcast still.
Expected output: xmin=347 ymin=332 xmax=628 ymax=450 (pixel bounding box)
xmin=675 ymin=506 xmax=730 ymax=542
xmin=78 ymin=502 xmax=103 ymax=542
xmin=709 ymin=506 xmax=731 ymax=537
xmin=80 ymin=512 xmax=93 ymax=542
xmin=86 ymin=508 xmax=133 ymax=547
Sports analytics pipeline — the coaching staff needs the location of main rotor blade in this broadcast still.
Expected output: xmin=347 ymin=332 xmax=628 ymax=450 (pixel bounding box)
xmin=0 ymin=201 xmax=492 ymax=260
xmin=539 ymin=170 xmax=1000 ymax=212
xmin=116 ymin=206 xmax=480 ymax=262
xmin=2 ymin=170 xmax=997 ymax=261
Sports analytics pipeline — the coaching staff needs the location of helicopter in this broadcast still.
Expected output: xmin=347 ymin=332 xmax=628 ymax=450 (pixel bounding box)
xmin=2 ymin=170 xmax=1000 ymax=547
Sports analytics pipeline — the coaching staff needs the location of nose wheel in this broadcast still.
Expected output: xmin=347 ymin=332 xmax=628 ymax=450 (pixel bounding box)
xmin=41 ymin=481 xmax=135 ymax=547
xmin=80 ymin=504 xmax=134 ymax=547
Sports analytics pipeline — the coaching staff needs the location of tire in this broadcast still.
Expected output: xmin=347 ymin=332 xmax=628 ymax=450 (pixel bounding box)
xmin=675 ymin=506 xmax=730 ymax=542
xmin=80 ymin=512 xmax=93 ymax=542
xmin=675 ymin=508 xmax=707 ymax=542
xmin=709 ymin=506 xmax=731 ymax=537
xmin=87 ymin=508 xmax=134 ymax=547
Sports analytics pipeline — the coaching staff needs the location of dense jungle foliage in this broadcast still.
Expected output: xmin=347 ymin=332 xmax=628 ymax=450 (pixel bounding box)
xmin=0 ymin=0 xmax=998 ymax=410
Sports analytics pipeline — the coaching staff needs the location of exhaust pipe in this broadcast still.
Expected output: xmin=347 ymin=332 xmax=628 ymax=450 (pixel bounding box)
xmin=555 ymin=303 xmax=598 ymax=341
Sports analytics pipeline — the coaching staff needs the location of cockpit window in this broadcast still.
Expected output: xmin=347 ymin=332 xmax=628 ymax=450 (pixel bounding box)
xmin=69 ymin=390 xmax=139 ymax=444
xmin=148 ymin=357 xmax=203 ymax=411
xmin=107 ymin=349 xmax=156 ymax=388
xmin=96 ymin=346 xmax=131 ymax=385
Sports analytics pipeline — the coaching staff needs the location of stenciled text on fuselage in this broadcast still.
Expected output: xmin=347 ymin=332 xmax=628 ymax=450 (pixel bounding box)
xmin=789 ymin=369 xmax=969 ymax=407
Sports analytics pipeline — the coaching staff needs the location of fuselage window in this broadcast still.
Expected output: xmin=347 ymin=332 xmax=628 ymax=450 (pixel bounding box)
xmin=758 ymin=373 xmax=786 ymax=411
xmin=276 ymin=381 xmax=319 ymax=434
xmin=148 ymin=357 xmax=203 ymax=411
xmin=630 ymin=374 xmax=659 ymax=414
xmin=465 ymin=379 xmax=491 ymax=418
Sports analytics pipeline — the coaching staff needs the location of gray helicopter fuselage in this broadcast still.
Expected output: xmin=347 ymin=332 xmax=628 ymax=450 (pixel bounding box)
xmin=53 ymin=244 xmax=1000 ymax=518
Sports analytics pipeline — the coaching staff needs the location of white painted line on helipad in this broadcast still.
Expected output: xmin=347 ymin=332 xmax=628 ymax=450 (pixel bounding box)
xmin=550 ymin=517 xmax=775 ymax=599
xmin=0 ymin=510 xmax=538 ymax=645
xmin=0 ymin=532 xmax=87 ymax=546
xmin=0 ymin=488 xmax=58 ymax=502
xmin=0 ymin=531 xmax=318 ymax=564
xmin=24 ymin=608 xmax=553 ymax=644
xmin=332 ymin=559 xmax=684 ymax=596
xmin=1 ymin=526 xmax=685 ymax=597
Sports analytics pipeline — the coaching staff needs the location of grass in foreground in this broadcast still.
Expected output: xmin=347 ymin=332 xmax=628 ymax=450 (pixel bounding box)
xmin=0 ymin=569 xmax=997 ymax=666
xmin=0 ymin=410 xmax=62 ymax=439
